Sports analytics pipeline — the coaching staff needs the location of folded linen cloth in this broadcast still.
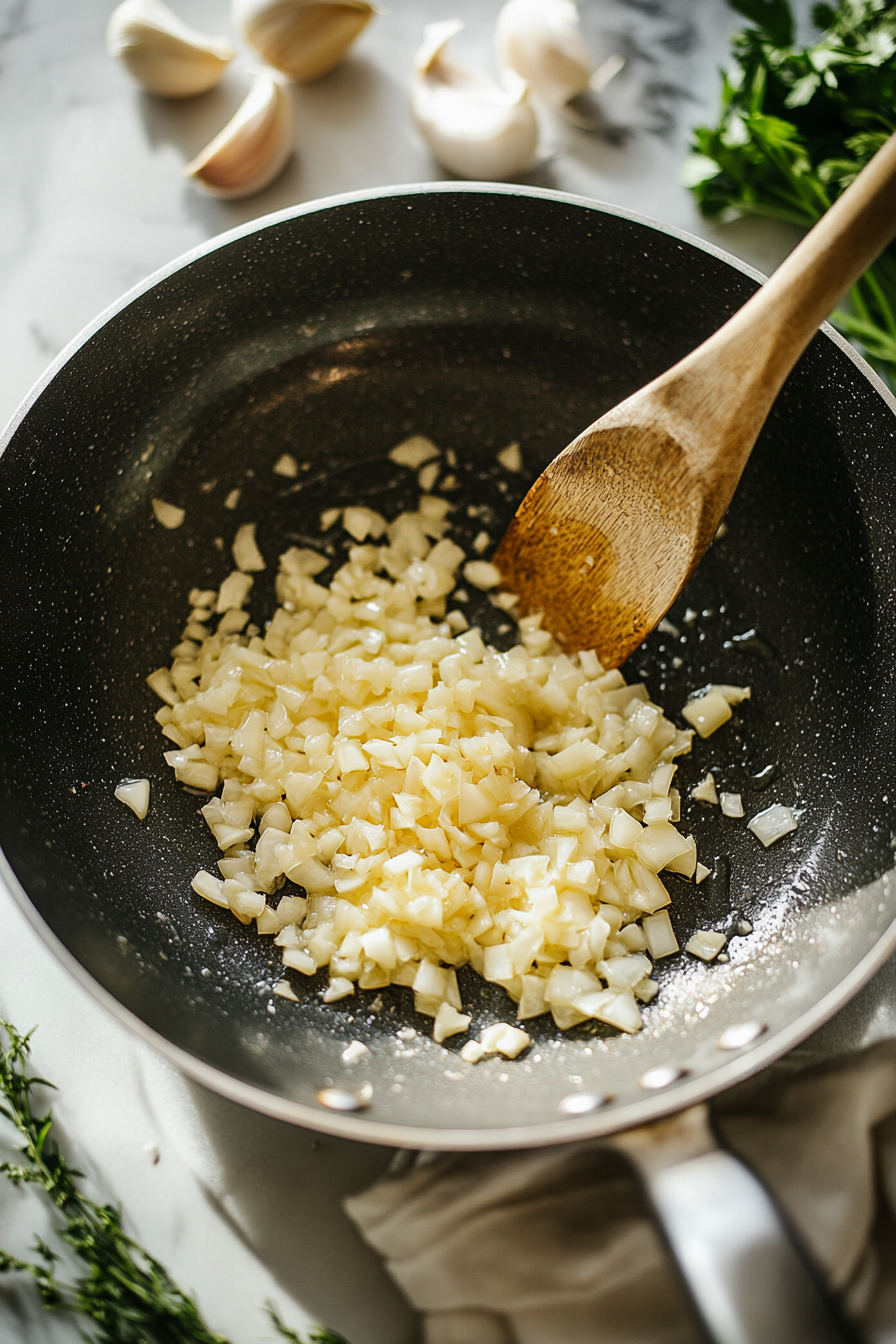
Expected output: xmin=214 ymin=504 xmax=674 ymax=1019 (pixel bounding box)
xmin=345 ymin=1040 xmax=896 ymax=1344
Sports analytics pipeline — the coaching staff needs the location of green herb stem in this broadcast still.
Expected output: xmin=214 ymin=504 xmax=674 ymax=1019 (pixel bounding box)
xmin=0 ymin=1021 xmax=348 ymax=1344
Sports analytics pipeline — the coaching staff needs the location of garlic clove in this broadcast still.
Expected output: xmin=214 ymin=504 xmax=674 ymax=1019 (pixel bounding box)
xmin=232 ymin=0 xmax=377 ymax=83
xmin=411 ymin=20 xmax=539 ymax=182
xmin=183 ymin=73 xmax=294 ymax=199
xmin=106 ymin=0 xmax=235 ymax=98
xmin=495 ymin=0 xmax=593 ymax=109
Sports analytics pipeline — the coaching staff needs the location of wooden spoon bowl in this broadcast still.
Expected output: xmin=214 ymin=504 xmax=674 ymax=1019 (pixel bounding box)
xmin=495 ymin=132 xmax=896 ymax=667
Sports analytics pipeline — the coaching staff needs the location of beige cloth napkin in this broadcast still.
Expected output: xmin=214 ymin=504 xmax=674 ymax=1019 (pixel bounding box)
xmin=344 ymin=1041 xmax=896 ymax=1344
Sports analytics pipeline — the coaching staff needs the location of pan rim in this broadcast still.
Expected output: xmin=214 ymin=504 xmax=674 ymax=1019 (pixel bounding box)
xmin=4 ymin=179 xmax=895 ymax=457
xmin=3 ymin=181 xmax=896 ymax=1148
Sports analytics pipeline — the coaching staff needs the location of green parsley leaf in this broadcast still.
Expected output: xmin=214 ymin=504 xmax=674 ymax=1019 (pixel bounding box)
xmin=688 ymin=0 xmax=896 ymax=385
xmin=730 ymin=0 xmax=795 ymax=47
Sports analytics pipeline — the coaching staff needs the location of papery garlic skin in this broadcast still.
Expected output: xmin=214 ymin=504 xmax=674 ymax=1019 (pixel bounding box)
xmin=495 ymin=0 xmax=593 ymax=108
xmin=183 ymin=73 xmax=294 ymax=199
xmin=233 ymin=0 xmax=376 ymax=82
xmin=106 ymin=0 xmax=234 ymax=98
xmin=411 ymin=20 xmax=538 ymax=181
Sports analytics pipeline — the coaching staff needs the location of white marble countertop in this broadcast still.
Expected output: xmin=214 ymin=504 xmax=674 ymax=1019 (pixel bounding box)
xmin=3 ymin=2 xmax=896 ymax=1341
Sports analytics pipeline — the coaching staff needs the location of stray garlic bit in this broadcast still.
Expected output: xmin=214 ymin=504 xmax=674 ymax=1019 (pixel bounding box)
xmin=495 ymin=0 xmax=593 ymax=108
xmin=151 ymin=497 xmax=185 ymax=529
xmin=686 ymin=929 xmax=727 ymax=962
xmin=184 ymin=73 xmax=294 ymax=199
xmin=273 ymin=452 xmax=299 ymax=477
xmin=691 ymin=772 xmax=718 ymax=806
xmin=411 ymin=20 xmax=538 ymax=181
xmin=480 ymin=1022 xmax=531 ymax=1059
xmin=233 ymin=0 xmax=376 ymax=82
xmin=115 ymin=778 xmax=150 ymax=819
xmin=107 ymin=0 xmax=234 ymax=97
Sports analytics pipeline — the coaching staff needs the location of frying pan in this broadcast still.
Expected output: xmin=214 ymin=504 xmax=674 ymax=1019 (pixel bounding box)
xmin=2 ymin=183 xmax=895 ymax=1341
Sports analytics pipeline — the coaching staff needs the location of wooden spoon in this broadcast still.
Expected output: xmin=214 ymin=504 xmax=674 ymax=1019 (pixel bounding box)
xmin=494 ymin=132 xmax=896 ymax=669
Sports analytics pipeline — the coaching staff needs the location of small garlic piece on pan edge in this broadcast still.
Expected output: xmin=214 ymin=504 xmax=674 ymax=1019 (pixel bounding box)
xmin=107 ymin=0 xmax=234 ymax=98
xmin=232 ymin=0 xmax=377 ymax=82
xmin=411 ymin=19 xmax=539 ymax=182
xmin=184 ymin=72 xmax=294 ymax=200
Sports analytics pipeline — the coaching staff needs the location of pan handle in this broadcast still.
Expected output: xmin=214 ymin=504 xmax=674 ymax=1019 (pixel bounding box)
xmin=611 ymin=1104 xmax=863 ymax=1344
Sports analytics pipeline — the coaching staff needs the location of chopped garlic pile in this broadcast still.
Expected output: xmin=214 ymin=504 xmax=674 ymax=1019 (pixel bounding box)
xmin=151 ymin=490 xmax=697 ymax=1039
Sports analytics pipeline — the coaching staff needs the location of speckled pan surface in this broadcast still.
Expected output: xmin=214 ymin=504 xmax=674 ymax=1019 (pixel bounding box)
xmin=2 ymin=183 xmax=896 ymax=1148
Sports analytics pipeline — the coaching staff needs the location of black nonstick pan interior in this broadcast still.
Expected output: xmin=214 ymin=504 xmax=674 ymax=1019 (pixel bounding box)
xmin=2 ymin=185 xmax=896 ymax=1146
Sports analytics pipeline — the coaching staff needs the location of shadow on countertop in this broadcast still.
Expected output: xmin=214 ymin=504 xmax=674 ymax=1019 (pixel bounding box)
xmin=177 ymin=1082 xmax=419 ymax=1344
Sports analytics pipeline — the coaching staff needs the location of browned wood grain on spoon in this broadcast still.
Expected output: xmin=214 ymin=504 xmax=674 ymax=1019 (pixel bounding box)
xmin=494 ymin=131 xmax=896 ymax=668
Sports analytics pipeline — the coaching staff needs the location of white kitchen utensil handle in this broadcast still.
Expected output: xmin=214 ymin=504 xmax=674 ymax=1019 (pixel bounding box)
xmin=613 ymin=1105 xmax=862 ymax=1344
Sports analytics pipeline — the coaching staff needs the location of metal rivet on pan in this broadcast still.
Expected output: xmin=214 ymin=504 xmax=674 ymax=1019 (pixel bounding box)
xmin=558 ymin=1091 xmax=613 ymax=1116
xmin=639 ymin=1065 xmax=688 ymax=1091
xmin=717 ymin=1021 xmax=767 ymax=1052
xmin=317 ymin=1086 xmax=370 ymax=1112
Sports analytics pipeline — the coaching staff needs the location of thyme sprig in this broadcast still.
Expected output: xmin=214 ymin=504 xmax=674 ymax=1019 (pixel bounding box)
xmin=0 ymin=1020 xmax=347 ymax=1344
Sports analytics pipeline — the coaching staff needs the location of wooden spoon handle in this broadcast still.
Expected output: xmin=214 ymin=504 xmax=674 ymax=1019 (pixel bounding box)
xmin=745 ymin=128 xmax=896 ymax=352
xmin=494 ymin=132 xmax=896 ymax=669
xmin=638 ymin=131 xmax=896 ymax=481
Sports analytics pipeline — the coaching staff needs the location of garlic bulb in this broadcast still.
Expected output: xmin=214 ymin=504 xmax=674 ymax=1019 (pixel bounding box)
xmin=411 ymin=20 xmax=538 ymax=181
xmin=106 ymin=0 xmax=234 ymax=98
xmin=183 ymin=73 xmax=294 ymax=199
xmin=495 ymin=0 xmax=593 ymax=108
xmin=232 ymin=0 xmax=376 ymax=82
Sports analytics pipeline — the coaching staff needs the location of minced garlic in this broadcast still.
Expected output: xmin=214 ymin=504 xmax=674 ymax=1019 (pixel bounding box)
xmin=152 ymin=466 xmax=697 ymax=1039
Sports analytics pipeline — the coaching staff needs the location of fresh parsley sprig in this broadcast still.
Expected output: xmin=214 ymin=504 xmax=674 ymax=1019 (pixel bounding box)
xmin=686 ymin=0 xmax=896 ymax=380
xmin=0 ymin=1020 xmax=347 ymax=1344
